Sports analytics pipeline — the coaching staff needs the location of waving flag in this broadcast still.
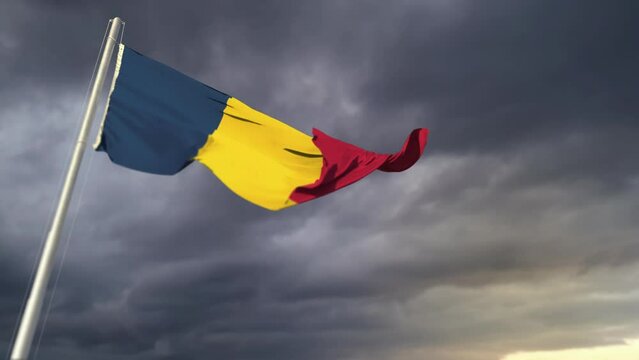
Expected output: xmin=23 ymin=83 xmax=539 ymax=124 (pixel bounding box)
xmin=94 ymin=44 xmax=428 ymax=210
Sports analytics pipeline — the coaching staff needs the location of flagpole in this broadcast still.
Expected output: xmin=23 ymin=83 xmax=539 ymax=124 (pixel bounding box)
xmin=10 ymin=17 xmax=123 ymax=360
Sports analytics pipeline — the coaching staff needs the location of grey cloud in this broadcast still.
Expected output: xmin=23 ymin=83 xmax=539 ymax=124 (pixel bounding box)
xmin=358 ymin=0 xmax=639 ymax=153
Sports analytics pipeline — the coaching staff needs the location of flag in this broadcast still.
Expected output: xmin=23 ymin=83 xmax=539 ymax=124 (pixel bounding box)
xmin=94 ymin=44 xmax=428 ymax=210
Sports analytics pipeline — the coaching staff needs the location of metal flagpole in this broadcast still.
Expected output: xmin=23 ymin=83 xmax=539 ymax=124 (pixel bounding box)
xmin=10 ymin=17 xmax=124 ymax=360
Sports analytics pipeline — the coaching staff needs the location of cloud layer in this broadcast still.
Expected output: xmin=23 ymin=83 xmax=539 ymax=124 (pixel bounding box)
xmin=1 ymin=1 xmax=638 ymax=359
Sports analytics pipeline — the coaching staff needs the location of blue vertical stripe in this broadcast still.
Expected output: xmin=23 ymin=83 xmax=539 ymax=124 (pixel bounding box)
xmin=96 ymin=46 xmax=230 ymax=175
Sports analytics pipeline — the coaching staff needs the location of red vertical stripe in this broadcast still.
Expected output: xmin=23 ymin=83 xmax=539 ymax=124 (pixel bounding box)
xmin=289 ymin=128 xmax=428 ymax=204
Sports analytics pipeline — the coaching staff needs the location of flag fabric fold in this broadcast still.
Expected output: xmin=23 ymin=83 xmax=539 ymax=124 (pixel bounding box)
xmin=289 ymin=128 xmax=427 ymax=204
xmin=95 ymin=44 xmax=428 ymax=211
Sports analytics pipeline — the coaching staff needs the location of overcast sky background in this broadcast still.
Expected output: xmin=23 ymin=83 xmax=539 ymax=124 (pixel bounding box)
xmin=1 ymin=1 xmax=638 ymax=359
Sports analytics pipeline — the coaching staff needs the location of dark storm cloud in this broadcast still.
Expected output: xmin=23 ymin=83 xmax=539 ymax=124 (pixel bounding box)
xmin=2 ymin=1 xmax=639 ymax=360
xmin=0 ymin=0 xmax=373 ymax=99
xmin=358 ymin=0 xmax=639 ymax=153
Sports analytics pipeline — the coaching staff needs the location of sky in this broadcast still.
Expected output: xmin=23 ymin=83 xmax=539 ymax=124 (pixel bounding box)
xmin=1 ymin=1 xmax=638 ymax=359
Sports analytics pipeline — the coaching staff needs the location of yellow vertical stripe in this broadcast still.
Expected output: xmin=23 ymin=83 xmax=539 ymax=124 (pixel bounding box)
xmin=194 ymin=97 xmax=323 ymax=211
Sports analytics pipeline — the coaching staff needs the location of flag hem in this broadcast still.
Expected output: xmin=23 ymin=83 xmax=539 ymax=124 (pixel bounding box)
xmin=93 ymin=43 xmax=125 ymax=149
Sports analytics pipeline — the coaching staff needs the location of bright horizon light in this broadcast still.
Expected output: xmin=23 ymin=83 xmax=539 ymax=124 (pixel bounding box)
xmin=502 ymin=338 xmax=639 ymax=360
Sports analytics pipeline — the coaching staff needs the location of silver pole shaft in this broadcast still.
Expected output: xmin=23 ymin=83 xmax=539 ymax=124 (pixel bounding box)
xmin=10 ymin=17 xmax=123 ymax=360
